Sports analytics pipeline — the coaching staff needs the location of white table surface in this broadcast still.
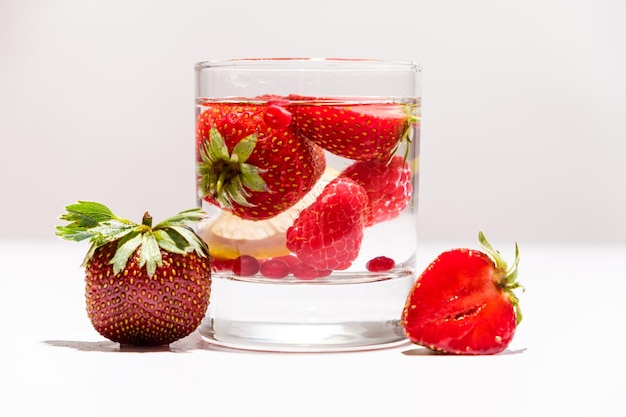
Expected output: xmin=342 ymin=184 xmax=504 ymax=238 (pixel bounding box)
xmin=1 ymin=239 xmax=625 ymax=417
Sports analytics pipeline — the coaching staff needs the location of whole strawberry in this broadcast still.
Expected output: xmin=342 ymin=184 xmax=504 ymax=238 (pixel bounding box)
xmin=56 ymin=201 xmax=211 ymax=346
xmin=197 ymin=102 xmax=325 ymax=220
xmin=402 ymin=232 xmax=523 ymax=355
xmin=286 ymin=177 xmax=367 ymax=270
xmin=340 ymin=155 xmax=413 ymax=227
xmin=291 ymin=99 xmax=413 ymax=161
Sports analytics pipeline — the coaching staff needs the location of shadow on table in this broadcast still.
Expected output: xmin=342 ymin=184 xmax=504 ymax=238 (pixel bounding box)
xmin=42 ymin=331 xmax=230 ymax=353
xmin=401 ymin=346 xmax=527 ymax=356
xmin=44 ymin=334 xmax=526 ymax=355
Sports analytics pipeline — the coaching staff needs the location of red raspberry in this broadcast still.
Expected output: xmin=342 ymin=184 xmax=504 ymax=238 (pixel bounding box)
xmin=291 ymin=263 xmax=319 ymax=280
xmin=286 ymin=177 xmax=368 ymax=271
xmin=341 ymin=155 xmax=412 ymax=227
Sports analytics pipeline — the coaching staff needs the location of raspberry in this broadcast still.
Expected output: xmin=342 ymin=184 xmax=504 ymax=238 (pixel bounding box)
xmin=286 ymin=177 xmax=367 ymax=271
xmin=341 ymin=156 xmax=412 ymax=227
xmin=292 ymin=263 xmax=318 ymax=280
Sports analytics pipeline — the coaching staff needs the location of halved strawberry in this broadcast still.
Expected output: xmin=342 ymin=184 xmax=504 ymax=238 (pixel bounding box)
xmin=401 ymin=232 xmax=523 ymax=355
xmin=340 ymin=155 xmax=413 ymax=226
xmin=285 ymin=177 xmax=368 ymax=270
xmin=57 ymin=201 xmax=211 ymax=346
xmin=196 ymin=102 xmax=325 ymax=220
xmin=291 ymin=99 xmax=413 ymax=161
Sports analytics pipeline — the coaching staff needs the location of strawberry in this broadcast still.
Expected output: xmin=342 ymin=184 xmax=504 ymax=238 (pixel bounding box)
xmin=196 ymin=102 xmax=325 ymax=220
xmin=291 ymin=98 xmax=413 ymax=161
xmin=401 ymin=232 xmax=523 ymax=355
xmin=340 ymin=155 xmax=413 ymax=226
xmin=286 ymin=177 xmax=367 ymax=271
xmin=56 ymin=201 xmax=211 ymax=346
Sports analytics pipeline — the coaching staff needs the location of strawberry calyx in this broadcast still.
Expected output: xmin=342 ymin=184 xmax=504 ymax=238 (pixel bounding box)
xmin=477 ymin=231 xmax=524 ymax=325
xmin=391 ymin=111 xmax=419 ymax=164
xmin=197 ymin=126 xmax=268 ymax=210
xmin=56 ymin=201 xmax=209 ymax=277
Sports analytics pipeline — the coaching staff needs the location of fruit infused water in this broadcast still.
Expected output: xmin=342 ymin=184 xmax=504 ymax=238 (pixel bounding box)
xmin=194 ymin=59 xmax=421 ymax=351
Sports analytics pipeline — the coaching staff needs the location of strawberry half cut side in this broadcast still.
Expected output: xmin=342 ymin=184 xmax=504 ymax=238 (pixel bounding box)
xmin=401 ymin=232 xmax=523 ymax=355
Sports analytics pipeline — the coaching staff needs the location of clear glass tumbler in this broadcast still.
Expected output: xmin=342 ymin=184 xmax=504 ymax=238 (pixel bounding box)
xmin=194 ymin=58 xmax=421 ymax=352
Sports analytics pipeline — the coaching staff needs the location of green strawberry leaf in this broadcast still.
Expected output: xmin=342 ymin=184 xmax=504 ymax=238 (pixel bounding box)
xmin=223 ymin=176 xmax=254 ymax=207
xmin=61 ymin=201 xmax=116 ymax=224
xmin=152 ymin=228 xmax=188 ymax=255
xmin=209 ymin=127 xmax=230 ymax=161
xmin=89 ymin=220 xmax=137 ymax=245
xmin=231 ymin=133 xmax=257 ymax=163
xmin=154 ymin=207 xmax=205 ymax=229
xmin=240 ymin=163 xmax=268 ymax=192
xmin=58 ymin=201 xmax=208 ymax=277
xmin=166 ymin=225 xmax=209 ymax=257
xmin=198 ymin=143 xmax=215 ymax=167
xmin=80 ymin=221 xmax=137 ymax=267
xmin=197 ymin=126 xmax=268 ymax=211
xmin=56 ymin=201 xmax=122 ymax=241
xmin=139 ymin=232 xmax=162 ymax=277
xmin=58 ymin=227 xmax=98 ymax=243
xmin=109 ymin=231 xmax=143 ymax=275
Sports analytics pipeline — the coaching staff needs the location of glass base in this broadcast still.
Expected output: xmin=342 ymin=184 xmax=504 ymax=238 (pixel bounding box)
xmin=199 ymin=270 xmax=414 ymax=352
xmin=199 ymin=321 xmax=408 ymax=352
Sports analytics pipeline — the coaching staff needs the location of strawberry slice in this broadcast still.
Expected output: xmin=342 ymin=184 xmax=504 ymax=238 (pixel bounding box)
xmin=291 ymin=98 xmax=413 ymax=161
xmin=401 ymin=232 xmax=523 ymax=355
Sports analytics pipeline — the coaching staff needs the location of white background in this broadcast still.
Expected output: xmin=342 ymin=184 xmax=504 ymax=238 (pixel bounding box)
xmin=1 ymin=0 xmax=625 ymax=244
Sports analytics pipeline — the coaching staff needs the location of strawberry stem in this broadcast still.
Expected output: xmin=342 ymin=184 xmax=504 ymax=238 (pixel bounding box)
xmin=215 ymin=166 xmax=230 ymax=198
xmin=142 ymin=212 xmax=153 ymax=228
xmin=477 ymin=231 xmax=524 ymax=325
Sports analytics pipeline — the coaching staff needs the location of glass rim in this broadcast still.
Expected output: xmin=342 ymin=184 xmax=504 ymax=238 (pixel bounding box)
xmin=195 ymin=57 xmax=421 ymax=71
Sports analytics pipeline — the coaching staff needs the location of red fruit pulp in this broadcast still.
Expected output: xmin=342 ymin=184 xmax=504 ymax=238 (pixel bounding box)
xmin=366 ymin=256 xmax=395 ymax=272
xmin=263 ymin=104 xmax=292 ymax=130
xmin=291 ymin=263 xmax=319 ymax=280
xmin=232 ymin=255 xmax=260 ymax=276
xmin=260 ymin=258 xmax=290 ymax=279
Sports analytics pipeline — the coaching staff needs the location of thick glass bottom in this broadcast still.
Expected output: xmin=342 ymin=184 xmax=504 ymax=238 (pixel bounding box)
xmin=199 ymin=269 xmax=415 ymax=352
xmin=200 ymin=320 xmax=409 ymax=352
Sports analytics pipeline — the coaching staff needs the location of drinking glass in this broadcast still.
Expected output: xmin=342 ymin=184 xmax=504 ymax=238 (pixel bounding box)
xmin=194 ymin=58 xmax=421 ymax=352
